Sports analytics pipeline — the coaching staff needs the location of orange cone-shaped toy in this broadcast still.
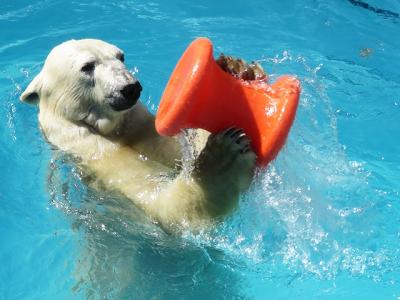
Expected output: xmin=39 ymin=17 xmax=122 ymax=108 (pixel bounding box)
xmin=156 ymin=38 xmax=300 ymax=166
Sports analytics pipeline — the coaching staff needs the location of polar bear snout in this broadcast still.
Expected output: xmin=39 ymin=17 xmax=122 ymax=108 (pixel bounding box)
xmin=107 ymin=81 xmax=142 ymax=111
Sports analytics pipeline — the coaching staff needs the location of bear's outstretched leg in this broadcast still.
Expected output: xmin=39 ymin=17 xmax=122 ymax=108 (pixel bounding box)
xmin=192 ymin=127 xmax=256 ymax=216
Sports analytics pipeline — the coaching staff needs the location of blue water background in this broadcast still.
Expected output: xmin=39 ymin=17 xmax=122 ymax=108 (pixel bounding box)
xmin=1 ymin=0 xmax=399 ymax=299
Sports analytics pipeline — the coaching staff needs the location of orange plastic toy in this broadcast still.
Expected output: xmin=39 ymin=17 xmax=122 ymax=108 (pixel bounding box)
xmin=155 ymin=38 xmax=300 ymax=166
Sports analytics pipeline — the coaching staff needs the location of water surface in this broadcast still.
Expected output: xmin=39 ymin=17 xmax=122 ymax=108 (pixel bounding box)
xmin=1 ymin=0 xmax=399 ymax=299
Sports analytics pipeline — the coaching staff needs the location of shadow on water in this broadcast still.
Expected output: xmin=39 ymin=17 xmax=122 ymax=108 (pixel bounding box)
xmin=348 ymin=0 xmax=399 ymax=19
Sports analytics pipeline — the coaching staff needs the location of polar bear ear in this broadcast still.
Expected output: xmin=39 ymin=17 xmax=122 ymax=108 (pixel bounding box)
xmin=20 ymin=72 xmax=43 ymax=104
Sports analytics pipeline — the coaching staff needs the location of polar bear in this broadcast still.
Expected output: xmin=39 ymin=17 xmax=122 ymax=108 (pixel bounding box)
xmin=20 ymin=39 xmax=256 ymax=229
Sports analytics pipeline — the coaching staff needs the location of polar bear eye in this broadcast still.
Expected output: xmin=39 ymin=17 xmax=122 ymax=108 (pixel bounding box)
xmin=81 ymin=61 xmax=95 ymax=74
xmin=117 ymin=53 xmax=125 ymax=63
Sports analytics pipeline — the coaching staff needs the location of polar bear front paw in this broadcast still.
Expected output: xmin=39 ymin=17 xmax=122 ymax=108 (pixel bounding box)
xmin=194 ymin=127 xmax=256 ymax=192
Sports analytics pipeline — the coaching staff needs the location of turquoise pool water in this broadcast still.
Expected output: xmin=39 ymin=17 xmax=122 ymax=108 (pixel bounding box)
xmin=1 ymin=0 xmax=399 ymax=299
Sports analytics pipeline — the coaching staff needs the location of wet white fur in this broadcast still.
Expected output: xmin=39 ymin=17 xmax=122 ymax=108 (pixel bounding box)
xmin=21 ymin=39 xmax=253 ymax=230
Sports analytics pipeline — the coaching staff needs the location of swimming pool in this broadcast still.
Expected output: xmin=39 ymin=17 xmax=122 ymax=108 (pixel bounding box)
xmin=1 ymin=0 xmax=399 ymax=298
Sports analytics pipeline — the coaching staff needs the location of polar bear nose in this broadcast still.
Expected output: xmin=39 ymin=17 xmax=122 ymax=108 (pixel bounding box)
xmin=108 ymin=81 xmax=143 ymax=111
xmin=121 ymin=81 xmax=142 ymax=100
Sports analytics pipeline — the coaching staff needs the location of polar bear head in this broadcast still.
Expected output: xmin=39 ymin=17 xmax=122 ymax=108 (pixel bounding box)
xmin=20 ymin=39 xmax=142 ymax=135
